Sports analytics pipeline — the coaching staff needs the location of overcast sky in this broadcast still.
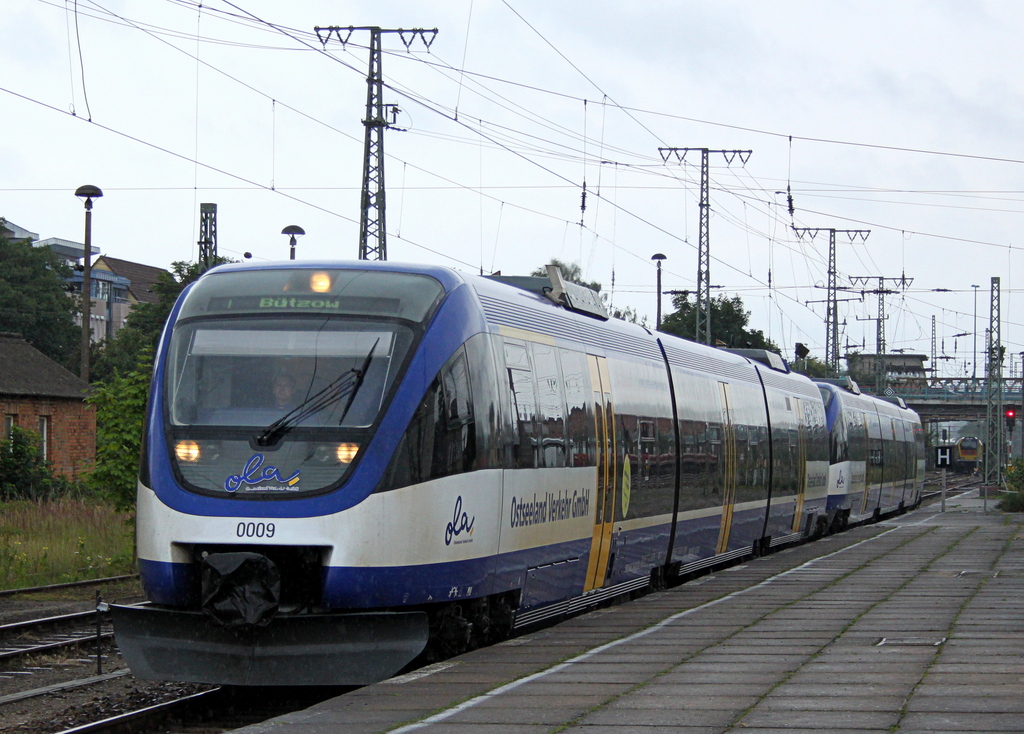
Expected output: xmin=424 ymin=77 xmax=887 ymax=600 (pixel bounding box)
xmin=4 ymin=0 xmax=1024 ymax=377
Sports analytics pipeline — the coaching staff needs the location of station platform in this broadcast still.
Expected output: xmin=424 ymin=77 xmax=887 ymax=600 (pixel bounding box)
xmin=236 ymin=494 xmax=1024 ymax=734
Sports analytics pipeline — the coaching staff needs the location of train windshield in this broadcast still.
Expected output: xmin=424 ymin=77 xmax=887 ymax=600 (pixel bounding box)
xmin=167 ymin=320 xmax=406 ymax=429
xmin=163 ymin=268 xmax=444 ymax=496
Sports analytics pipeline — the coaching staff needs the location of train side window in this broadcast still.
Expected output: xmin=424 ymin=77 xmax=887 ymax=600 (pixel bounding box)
xmin=375 ymin=345 xmax=477 ymax=492
xmin=848 ymin=411 xmax=866 ymax=461
xmin=503 ymin=340 xmax=530 ymax=369
xmin=531 ymin=342 xmax=566 ymax=468
xmin=831 ymin=409 xmax=848 ymax=464
xmin=559 ymin=348 xmax=592 ymax=468
xmin=441 ymin=350 xmax=473 ymax=427
xmin=505 ymin=339 xmax=538 ymax=469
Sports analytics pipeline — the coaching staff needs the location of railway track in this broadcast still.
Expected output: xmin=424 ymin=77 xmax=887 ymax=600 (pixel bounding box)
xmin=0 ymin=605 xmax=344 ymax=734
xmin=0 ymin=575 xmax=139 ymax=599
xmin=0 ymin=608 xmax=112 ymax=667
xmin=51 ymin=686 xmax=346 ymax=734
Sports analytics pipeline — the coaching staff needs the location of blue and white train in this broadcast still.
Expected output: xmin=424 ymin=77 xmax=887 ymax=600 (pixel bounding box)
xmin=816 ymin=379 xmax=926 ymax=531
xmin=112 ymin=261 xmax=923 ymax=686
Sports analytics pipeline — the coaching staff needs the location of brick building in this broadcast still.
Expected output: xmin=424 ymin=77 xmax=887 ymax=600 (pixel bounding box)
xmin=0 ymin=333 xmax=96 ymax=479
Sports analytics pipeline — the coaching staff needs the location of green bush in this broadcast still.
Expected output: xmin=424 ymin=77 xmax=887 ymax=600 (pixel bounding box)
xmin=1006 ymin=458 xmax=1024 ymax=494
xmin=998 ymin=492 xmax=1024 ymax=513
xmin=0 ymin=427 xmax=83 ymax=501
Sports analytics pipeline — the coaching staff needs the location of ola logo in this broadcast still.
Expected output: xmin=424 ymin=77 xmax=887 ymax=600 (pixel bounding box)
xmin=621 ymin=458 xmax=632 ymax=517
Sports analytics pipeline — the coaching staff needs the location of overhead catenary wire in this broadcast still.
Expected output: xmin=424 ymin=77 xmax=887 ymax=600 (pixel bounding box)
xmin=16 ymin=0 xmax=1023 ymax=360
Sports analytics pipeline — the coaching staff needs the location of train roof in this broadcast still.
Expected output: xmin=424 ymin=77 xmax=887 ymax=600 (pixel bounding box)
xmin=469 ymin=267 xmax=820 ymax=399
xmin=204 ymin=259 xmax=469 ymax=292
xmin=815 ymin=378 xmax=921 ymax=422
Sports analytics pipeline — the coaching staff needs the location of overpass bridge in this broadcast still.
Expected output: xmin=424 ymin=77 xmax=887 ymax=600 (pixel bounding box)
xmin=868 ymin=377 xmax=1022 ymax=423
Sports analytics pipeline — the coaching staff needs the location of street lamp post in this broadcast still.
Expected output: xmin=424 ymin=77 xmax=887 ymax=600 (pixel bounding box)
xmin=282 ymin=225 xmax=305 ymax=260
xmin=651 ymin=253 xmax=666 ymax=330
xmin=75 ymin=185 xmax=102 ymax=382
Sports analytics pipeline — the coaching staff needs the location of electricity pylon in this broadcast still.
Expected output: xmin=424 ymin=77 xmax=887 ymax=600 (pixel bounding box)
xmin=315 ymin=26 xmax=437 ymax=260
xmin=659 ymin=147 xmax=751 ymax=345
xmin=794 ymin=227 xmax=870 ymax=376
xmin=198 ymin=203 xmax=217 ymax=273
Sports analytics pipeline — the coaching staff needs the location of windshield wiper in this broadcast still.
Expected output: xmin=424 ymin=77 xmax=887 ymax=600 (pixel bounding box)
xmin=255 ymin=339 xmax=379 ymax=447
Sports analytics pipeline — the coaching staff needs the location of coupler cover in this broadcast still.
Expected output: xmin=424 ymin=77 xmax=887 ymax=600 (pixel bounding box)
xmin=111 ymin=604 xmax=430 ymax=686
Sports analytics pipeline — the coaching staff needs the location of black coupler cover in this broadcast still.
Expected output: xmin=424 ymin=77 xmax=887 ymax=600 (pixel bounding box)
xmin=201 ymin=552 xmax=280 ymax=628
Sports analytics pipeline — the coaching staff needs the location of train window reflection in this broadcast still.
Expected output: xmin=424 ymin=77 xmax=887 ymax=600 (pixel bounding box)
xmin=167 ymin=319 xmax=409 ymax=429
xmin=559 ymin=349 xmax=591 ymax=468
xmin=441 ymin=350 xmax=473 ymax=427
xmin=532 ymin=343 xmax=566 ymax=468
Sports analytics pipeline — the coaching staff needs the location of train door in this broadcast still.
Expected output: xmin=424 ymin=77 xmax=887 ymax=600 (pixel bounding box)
xmin=584 ymin=355 xmax=617 ymax=591
xmin=882 ymin=417 xmax=897 ymax=508
xmin=715 ymin=382 xmax=738 ymax=554
xmin=859 ymin=412 xmax=870 ymax=514
xmin=863 ymin=412 xmax=882 ymax=514
xmin=790 ymin=397 xmax=808 ymax=533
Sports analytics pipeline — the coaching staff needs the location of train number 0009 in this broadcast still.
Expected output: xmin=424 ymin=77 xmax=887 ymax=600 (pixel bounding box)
xmin=235 ymin=522 xmax=275 ymax=538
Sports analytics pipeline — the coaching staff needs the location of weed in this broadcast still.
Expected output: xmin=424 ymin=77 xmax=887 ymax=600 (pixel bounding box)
xmin=0 ymin=498 xmax=134 ymax=590
xmin=997 ymin=492 xmax=1024 ymax=513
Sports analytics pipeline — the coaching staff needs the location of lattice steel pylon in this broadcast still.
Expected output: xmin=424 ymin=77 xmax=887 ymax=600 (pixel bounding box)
xmin=984 ymin=276 xmax=1004 ymax=487
xmin=315 ymin=25 xmax=437 ymax=261
xmin=794 ymin=228 xmax=870 ymax=376
xmin=659 ymin=147 xmax=751 ymax=345
xmin=875 ymin=276 xmax=886 ymax=394
xmin=694 ymin=149 xmax=710 ymax=345
xmin=198 ymin=203 xmax=217 ymax=273
xmin=930 ymin=315 xmax=937 ymax=388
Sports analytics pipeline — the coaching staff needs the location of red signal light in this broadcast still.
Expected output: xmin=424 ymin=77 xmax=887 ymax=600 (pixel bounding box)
xmin=1007 ymin=409 xmax=1016 ymax=418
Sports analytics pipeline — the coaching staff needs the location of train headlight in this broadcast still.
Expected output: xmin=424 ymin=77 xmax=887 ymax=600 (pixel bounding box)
xmin=309 ymin=272 xmax=332 ymax=293
xmin=175 ymin=440 xmax=201 ymax=462
xmin=336 ymin=442 xmax=359 ymax=464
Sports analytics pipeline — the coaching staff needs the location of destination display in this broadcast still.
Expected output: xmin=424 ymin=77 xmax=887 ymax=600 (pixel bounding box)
xmin=207 ymin=295 xmax=400 ymax=313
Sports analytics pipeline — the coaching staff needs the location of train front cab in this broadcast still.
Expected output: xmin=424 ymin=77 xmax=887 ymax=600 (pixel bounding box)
xmin=115 ymin=263 xmax=482 ymax=686
xmin=818 ymin=380 xmax=924 ymax=528
xmin=954 ymin=437 xmax=982 ymax=474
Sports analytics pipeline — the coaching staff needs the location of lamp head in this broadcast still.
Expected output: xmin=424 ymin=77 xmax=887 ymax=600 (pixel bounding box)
xmin=75 ymin=185 xmax=103 ymax=209
xmin=281 ymin=225 xmax=305 ymax=237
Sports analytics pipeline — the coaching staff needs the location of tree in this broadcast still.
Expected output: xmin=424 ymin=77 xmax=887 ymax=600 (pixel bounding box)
xmin=87 ymin=349 xmax=152 ymax=512
xmin=659 ymin=291 xmax=779 ymax=351
xmin=0 ymin=221 xmax=80 ymax=371
xmin=790 ymin=356 xmax=832 ymax=378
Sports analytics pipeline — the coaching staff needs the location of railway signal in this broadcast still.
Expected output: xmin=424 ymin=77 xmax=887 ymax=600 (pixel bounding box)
xmin=1006 ymin=408 xmax=1016 ymax=433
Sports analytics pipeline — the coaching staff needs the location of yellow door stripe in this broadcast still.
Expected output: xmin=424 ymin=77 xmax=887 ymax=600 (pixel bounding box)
xmin=584 ymin=356 xmax=618 ymax=592
xmin=715 ymin=383 xmax=736 ymax=555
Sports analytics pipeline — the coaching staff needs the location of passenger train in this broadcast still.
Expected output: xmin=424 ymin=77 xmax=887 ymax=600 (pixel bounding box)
xmin=816 ymin=379 xmax=925 ymax=531
xmin=112 ymin=261 xmax=924 ymax=686
xmin=952 ymin=436 xmax=982 ymax=473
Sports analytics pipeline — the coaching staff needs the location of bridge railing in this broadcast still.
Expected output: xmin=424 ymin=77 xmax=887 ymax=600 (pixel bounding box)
xmin=874 ymin=377 xmax=1023 ymax=403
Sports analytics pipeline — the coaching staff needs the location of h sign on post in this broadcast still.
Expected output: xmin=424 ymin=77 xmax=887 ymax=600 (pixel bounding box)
xmin=936 ymin=446 xmax=951 ymax=468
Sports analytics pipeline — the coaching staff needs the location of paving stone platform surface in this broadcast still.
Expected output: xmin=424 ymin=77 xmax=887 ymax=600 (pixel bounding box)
xmin=235 ymin=490 xmax=1024 ymax=733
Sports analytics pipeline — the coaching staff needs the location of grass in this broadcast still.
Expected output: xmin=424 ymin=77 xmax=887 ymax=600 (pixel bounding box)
xmin=0 ymin=498 xmax=135 ymax=590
